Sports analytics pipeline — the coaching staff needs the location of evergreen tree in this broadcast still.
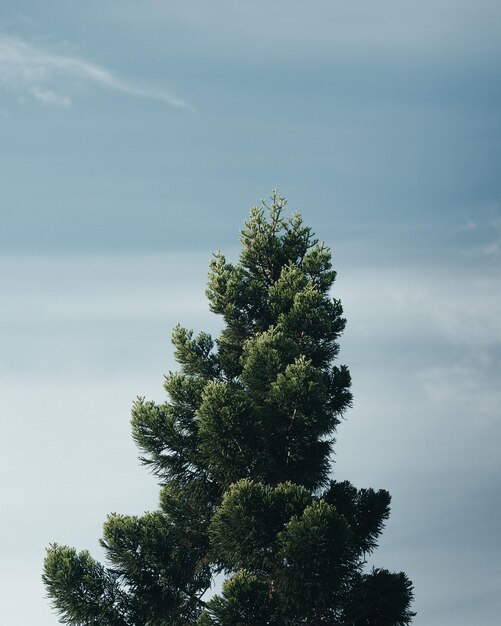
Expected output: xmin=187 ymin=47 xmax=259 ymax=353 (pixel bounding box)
xmin=43 ymin=192 xmax=415 ymax=625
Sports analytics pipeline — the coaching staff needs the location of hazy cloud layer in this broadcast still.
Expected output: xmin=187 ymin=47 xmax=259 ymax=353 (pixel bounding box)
xmin=0 ymin=34 xmax=190 ymax=108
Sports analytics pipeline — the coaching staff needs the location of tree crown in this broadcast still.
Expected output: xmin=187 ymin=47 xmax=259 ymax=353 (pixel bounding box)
xmin=43 ymin=192 xmax=414 ymax=626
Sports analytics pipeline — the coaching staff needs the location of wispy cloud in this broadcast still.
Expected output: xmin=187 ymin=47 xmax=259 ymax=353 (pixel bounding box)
xmin=0 ymin=34 xmax=191 ymax=108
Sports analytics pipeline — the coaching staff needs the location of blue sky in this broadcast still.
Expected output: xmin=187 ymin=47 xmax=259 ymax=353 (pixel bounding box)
xmin=1 ymin=2 xmax=500 ymax=624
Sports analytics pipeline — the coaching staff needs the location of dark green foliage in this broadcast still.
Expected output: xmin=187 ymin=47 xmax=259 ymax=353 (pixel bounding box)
xmin=323 ymin=480 xmax=392 ymax=556
xmin=201 ymin=571 xmax=277 ymax=626
xmin=209 ymin=480 xmax=311 ymax=573
xmin=43 ymin=192 xmax=414 ymax=625
xmin=275 ymin=500 xmax=357 ymax=622
xmin=343 ymin=568 xmax=416 ymax=626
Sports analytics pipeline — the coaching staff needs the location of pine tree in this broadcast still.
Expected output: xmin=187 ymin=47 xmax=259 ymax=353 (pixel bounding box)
xmin=43 ymin=192 xmax=415 ymax=625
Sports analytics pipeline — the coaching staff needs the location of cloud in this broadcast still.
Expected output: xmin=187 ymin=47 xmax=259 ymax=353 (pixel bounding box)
xmin=334 ymin=262 xmax=501 ymax=480
xmin=337 ymin=264 xmax=501 ymax=351
xmin=460 ymin=212 xmax=501 ymax=259
xmin=0 ymin=34 xmax=191 ymax=108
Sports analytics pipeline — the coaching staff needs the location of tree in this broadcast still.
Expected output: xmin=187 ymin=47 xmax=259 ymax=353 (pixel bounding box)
xmin=43 ymin=192 xmax=415 ymax=625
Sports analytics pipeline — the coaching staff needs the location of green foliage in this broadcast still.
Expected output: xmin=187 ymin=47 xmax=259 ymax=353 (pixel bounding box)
xmin=201 ymin=571 xmax=277 ymax=626
xmin=43 ymin=192 xmax=414 ymax=625
xmin=209 ymin=480 xmax=311 ymax=573
xmin=42 ymin=545 xmax=128 ymax=626
xmin=322 ymin=480 xmax=392 ymax=556
xmin=343 ymin=568 xmax=416 ymax=626
xmin=275 ymin=500 xmax=357 ymax=622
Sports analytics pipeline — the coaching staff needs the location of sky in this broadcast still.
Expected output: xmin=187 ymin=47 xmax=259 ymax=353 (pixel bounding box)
xmin=1 ymin=2 xmax=500 ymax=624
